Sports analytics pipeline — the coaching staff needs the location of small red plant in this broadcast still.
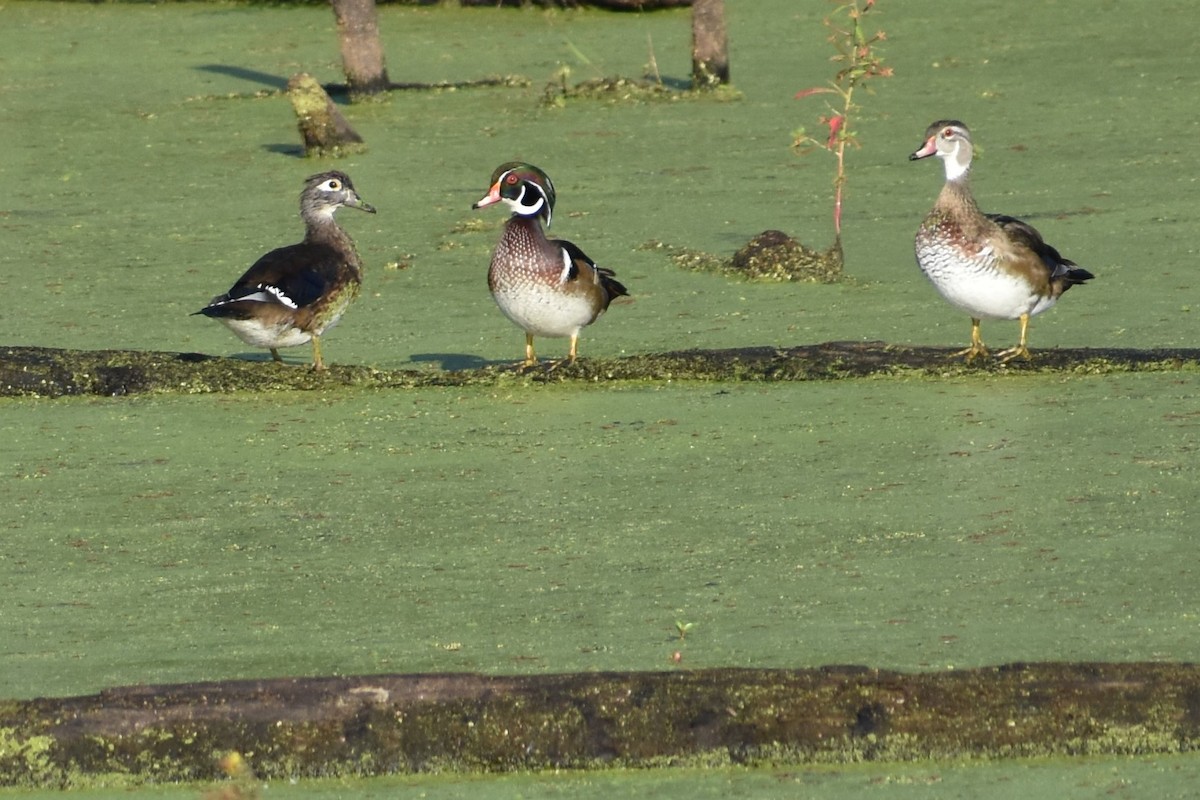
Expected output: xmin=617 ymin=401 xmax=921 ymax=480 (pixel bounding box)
xmin=793 ymin=0 xmax=892 ymax=243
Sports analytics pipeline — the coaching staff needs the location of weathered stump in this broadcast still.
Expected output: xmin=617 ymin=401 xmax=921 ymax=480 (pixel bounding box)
xmin=286 ymin=72 xmax=366 ymax=158
xmin=332 ymin=0 xmax=390 ymax=100
xmin=691 ymin=0 xmax=729 ymax=88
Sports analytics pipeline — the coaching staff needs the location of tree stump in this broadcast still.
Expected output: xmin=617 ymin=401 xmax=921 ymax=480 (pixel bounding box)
xmin=332 ymin=0 xmax=390 ymax=100
xmin=286 ymin=73 xmax=366 ymax=158
xmin=691 ymin=0 xmax=729 ymax=88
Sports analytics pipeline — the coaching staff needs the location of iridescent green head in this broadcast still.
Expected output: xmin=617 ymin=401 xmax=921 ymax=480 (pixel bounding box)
xmin=472 ymin=162 xmax=557 ymax=226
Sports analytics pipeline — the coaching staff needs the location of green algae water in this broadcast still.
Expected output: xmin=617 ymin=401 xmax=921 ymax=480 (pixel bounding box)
xmin=7 ymin=756 xmax=1200 ymax=800
xmin=4 ymin=375 xmax=1196 ymax=700
xmin=2 ymin=0 xmax=1200 ymax=797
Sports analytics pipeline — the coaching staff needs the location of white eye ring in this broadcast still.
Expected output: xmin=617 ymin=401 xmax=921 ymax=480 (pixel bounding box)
xmin=323 ymin=179 xmax=342 ymax=191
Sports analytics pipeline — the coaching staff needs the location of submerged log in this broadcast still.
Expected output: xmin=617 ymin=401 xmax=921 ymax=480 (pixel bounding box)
xmin=286 ymin=72 xmax=366 ymax=157
xmin=2 ymin=664 xmax=1198 ymax=787
xmin=1 ymin=343 xmax=1199 ymax=398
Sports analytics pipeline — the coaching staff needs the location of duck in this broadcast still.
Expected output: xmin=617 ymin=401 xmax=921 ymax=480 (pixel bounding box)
xmin=472 ymin=162 xmax=627 ymax=366
xmin=195 ymin=170 xmax=375 ymax=370
xmin=910 ymin=120 xmax=1093 ymax=362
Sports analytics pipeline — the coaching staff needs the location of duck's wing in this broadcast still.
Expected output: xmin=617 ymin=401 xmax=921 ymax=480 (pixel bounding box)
xmin=553 ymin=238 xmax=629 ymax=302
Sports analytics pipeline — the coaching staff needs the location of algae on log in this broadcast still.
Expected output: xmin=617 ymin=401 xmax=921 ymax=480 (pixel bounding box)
xmin=2 ymin=344 xmax=1200 ymax=398
xmin=287 ymin=73 xmax=366 ymax=158
xmin=1 ymin=664 xmax=1199 ymax=787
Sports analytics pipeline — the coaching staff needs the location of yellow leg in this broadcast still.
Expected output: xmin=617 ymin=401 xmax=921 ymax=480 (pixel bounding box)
xmin=269 ymin=348 xmax=283 ymax=363
xmin=523 ymin=333 xmax=538 ymax=367
xmin=951 ymin=318 xmax=990 ymax=363
xmin=998 ymin=314 xmax=1033 ymax=362
xmin=310 ymin=335 xmax=326 ymax=371
xmin=568 ymin=333 xmax=580 ymax=364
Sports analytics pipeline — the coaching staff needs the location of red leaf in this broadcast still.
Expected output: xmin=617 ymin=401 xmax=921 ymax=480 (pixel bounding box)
xmin=826 ymin=114 xmax=845 ymax=148
xmin=794 ymin=86 xmax=834 ymax=100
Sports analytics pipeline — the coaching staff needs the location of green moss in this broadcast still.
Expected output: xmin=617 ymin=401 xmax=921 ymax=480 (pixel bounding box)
xmin=542 ymin=75 xmax=743 ymax=107
xmin=643 ymin=234 xmax=847 ymax=284
xmin=6 ymin=344 xmax=1200 ymax=398
xmin=3 ymin=664 xmax=1200 ymax=788
xmin=0 ymin=728 xmax=58 ymax=787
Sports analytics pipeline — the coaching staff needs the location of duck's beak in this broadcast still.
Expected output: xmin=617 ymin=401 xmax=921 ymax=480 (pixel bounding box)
xmin=909 ymin=136 xmax=937 ymax=161
xmin=472 ymin=181 xmax=502 ymax=210
xmin=346 ymin=194 xmax=377 ymax=214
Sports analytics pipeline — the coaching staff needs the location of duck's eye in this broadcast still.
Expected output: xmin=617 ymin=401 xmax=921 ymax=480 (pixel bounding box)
xmin=505 ymin=173 xmax=520 ymax=185
xmin=326 ymin=179 xmax=342 ymax=191
xmin=942 ymin=128 xmax=955 ymax=139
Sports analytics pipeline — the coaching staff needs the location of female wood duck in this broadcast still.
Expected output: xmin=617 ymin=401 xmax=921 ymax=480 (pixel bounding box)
xmin=472 ymin=162 xmax=628 ymax=365
xmin=910 ymin=120 xmax=1093 ymax=362
xmin=195 ymin=171 xmax=375 ymax=370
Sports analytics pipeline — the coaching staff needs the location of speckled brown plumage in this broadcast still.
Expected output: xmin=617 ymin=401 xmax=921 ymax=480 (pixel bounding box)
xmin=910 ymin=120 xmax=1093 ymax=362
xmin=473 ymin=162 xmax=627 ymax=365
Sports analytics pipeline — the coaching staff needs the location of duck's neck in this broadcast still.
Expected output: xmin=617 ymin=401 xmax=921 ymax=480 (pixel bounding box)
xmin=304 ymin=210 xmax=345 ymax=240
xmin=942 ymin=156 xmax=971 ymax=184
xmin=509 ymin=213 xmax=547 ymax=241
xmin=935 ymin=173 xmax=983 ymax=217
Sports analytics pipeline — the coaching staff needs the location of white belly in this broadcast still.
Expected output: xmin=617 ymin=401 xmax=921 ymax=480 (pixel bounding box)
xmin=492 ymin=282 xmax=598 ymax=338
xmin=218 ymin=317 xmax=311 ymax=349
xmin=918 ymin=241 xmax=1055 ymax=321
xmin=929 ymin=267 xmax=1054 ymax=320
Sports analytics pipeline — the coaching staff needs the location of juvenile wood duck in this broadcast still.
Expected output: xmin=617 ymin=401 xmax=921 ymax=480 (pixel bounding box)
xmin=195 ymin=171 xmax=375 ymax=370
xmin=472 ymin=162 xmax=628 ymax=365
xmin=910 ymin=120 xmax=1093 ymax=362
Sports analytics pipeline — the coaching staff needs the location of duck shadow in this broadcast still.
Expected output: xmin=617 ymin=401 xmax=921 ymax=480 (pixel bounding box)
xmin=227 ymin=351 xmax=294 ymax=365
xmin=658 ymin=75 xmax=693 ymax=91
xmin=263 ymin=143 xmax=307 ymax=158
xmin=409 ymin=353 xmax=497 ymax=371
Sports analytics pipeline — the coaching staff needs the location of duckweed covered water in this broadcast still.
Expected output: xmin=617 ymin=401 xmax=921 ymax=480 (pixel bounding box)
xmin=2 ymin=0 xmax=1199 ymax=797
xmin=4 ymin=375 xmax=1196 ymax=698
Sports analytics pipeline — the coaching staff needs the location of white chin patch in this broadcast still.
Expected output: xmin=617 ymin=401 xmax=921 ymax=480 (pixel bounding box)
xmin=942 ymin=146 xmax=970 ymax=181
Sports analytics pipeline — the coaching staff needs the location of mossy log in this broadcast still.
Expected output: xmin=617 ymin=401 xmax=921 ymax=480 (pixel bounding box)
xmin=1 ymin=663 xmax=1198 ymax=787
xmin=2 ymin=343 xmax=1199 ymax=398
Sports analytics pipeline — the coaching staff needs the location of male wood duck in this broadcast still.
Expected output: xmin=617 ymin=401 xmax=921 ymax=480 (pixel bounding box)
xmin=472 ymin=162 xmax=628 ymax=365
xmin=195 ymin=171 xmax=375 ymax=370
xmin=910 ymin=120 xmax=1093 ymax=362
